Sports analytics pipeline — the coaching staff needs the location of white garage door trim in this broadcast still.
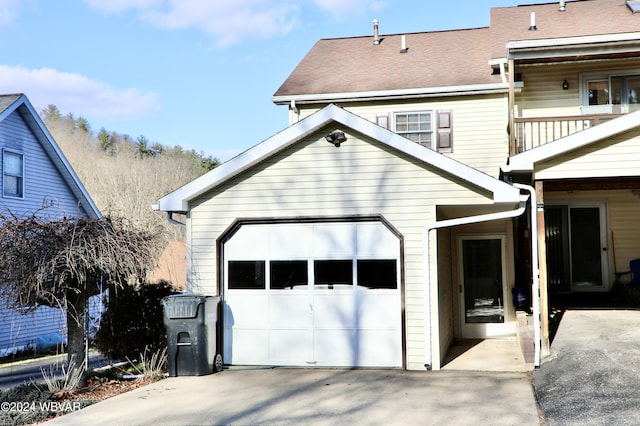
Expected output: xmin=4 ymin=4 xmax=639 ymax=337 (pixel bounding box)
xmin=222 ymin=219 xmax=403 ymax=368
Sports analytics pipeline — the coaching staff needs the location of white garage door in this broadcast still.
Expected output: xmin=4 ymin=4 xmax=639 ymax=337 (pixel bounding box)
xmin=222 ymin=221 xmax=402 ymax=368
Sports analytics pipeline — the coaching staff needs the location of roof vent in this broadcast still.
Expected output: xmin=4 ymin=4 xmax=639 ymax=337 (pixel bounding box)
xmin=528 ymin=12 xmax=537 ymax=30
xmin=627 ymin=0 xmax=640 ymax=13
xmin=373 ymin=19 xmax=380 ymax=45
xmin=559 ymin=0 xmax=566 ymax=11
xmin=400 ymin=35 xmax=408 ymax=53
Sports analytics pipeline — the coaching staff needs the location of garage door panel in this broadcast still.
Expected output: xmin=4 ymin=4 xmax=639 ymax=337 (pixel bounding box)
xmin=225 ymin=225 xmax=269 ymax=259
xmin=269 ymin=294 xmax=309 ymax=328
xmin=224 ymin=295 xmax=267 ymax=328
xmin=314 ymin=329 xmax=356 ymax=366
xmin=313 ymin=223 xmax=356 ymax=258
xmin=224 ymin=329 xmax=268 ymax=365
xmin=269 ymin=330 xmax=312 ymax=365
xmin=269 ymin=225 xmax=313 ymax=258
xmin=357 ymin=330 xmax=402 ymax=367
xmin=356 ymin=223 xmax=400 ymax=258
xmin=357 ymin=292 xmax=402 ymax=328
xmin=312 ymin=294 xmax=356 ymax=328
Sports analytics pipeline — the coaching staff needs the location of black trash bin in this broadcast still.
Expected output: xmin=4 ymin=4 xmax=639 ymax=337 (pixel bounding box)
xmin=162 ymin=294 xmax=222 ymax=377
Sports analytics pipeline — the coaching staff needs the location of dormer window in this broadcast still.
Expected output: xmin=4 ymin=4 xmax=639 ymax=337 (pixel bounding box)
xmin=3 ymin=150 xmax=24 ymax=198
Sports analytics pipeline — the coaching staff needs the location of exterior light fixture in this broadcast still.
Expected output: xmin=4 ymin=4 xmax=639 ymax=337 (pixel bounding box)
xmin=325 ymin=131 xmax=347 ymax=147
xmin=562 ymin=80 xmax=569 ymax=90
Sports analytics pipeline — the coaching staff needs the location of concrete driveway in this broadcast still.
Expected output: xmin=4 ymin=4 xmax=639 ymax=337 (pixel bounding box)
xmin=533 ymin=310 xmax=640 ymax=426
xmin=47 ymin=368 xmax=540 ymax=425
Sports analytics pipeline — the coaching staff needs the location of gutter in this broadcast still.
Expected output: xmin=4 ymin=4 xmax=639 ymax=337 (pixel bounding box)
xmin=273 ymin=83 xmax=522 ymax=105
xmin=423 ymin=197 xmax=528 ymax=370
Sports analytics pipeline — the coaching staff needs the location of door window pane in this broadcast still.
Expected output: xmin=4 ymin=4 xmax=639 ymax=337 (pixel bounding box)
xmin=228 ymin=261 xmax=265 ymax=289
xmin=314 ymin=260 xmax=352 ymax=290
xmin=588 ymin=80 xmax=610 ymax=105
xmin=463 ymin=239 xmax=504 ymax=324
xmin=357 ymin=259 xmax=397 ymax=289
xmin=570 ymin=208 xmax=603 ymax=287
xmin=270 ymin=260 xmax=307 ymax=289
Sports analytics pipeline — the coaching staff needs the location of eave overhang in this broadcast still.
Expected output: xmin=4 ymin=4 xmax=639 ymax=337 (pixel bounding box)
xmin=273 ymin=83 xmax=521 ymax=106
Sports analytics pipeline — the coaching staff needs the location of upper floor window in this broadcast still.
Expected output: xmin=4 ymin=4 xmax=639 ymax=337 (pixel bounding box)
xmin=584 ymin=72 xmax=640 ymax=113
xmin=394 ymin=112 xmax=432 ymax=147
xmin=391 ymin=110 xmax=452 ymax=152
xmin=3 ymin=150 xmax=24 ymax=198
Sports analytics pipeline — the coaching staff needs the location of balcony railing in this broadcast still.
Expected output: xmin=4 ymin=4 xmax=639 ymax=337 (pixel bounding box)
xmin=514 ymin=114 xmax=623 ymax=153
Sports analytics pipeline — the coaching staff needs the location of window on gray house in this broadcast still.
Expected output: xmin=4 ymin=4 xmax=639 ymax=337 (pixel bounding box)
xmin=3 ymin=150 xmax=23 ymax=198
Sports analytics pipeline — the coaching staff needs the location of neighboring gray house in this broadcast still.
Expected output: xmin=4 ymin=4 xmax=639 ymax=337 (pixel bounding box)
xmin=0 ymin=93 xmax=101 ymax=356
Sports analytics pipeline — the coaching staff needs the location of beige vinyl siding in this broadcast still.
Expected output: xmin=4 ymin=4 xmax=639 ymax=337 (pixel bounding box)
xmin=515 ymin=58 xmax=640 ymax=118
xmin=189 ymin=129 xmax=499 ymax=370
xmin=292 ymin=95 xmax=509 ymax=178
xmin=536 ymin=127 xmax=640 ymax=180
xmin=544 ymin=190 xmax=640 ymax=286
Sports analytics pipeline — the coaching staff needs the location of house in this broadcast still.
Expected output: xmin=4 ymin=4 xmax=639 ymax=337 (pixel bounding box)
xmin=0 ymin=93 xmax=102 ymax=356
xmin=157 ymin=0 xmax=640 ymax=371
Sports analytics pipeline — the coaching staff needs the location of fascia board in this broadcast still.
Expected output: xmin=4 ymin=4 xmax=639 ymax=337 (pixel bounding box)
xmin=272 ymin=83 xmax=512 ymax=105
xmin=159 ymin=104 xmax=522 ymax=212
xmin=506 ymin=32 xmax=640 ymax=50
xmin=507 ymin=32 xmax=640 ymax=60
xmin=503 ymin=109 xmax=640 ymax=173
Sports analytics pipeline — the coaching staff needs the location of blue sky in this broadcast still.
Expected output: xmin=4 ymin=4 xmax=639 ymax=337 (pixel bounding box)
xmin=0 ymin=0 xmax=543 ymax=161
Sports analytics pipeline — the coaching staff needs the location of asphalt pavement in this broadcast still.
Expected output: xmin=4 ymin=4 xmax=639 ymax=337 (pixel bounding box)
xmin=45 ymin=367 xmax=541 ymax=425
xmin=0 ymin=350 xmax=110 ymax=390
xmin=532 ymin=310 xmax=640 ymax=426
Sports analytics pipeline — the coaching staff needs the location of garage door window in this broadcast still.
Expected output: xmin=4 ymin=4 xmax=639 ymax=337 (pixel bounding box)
xmin=270 ymin=260 xmax=307 ymax=289
xmin=315 ymin=260 xmax=353 ymax=289
xmin=228 ymin=261 xmax=265 ymax=289
xmin=357 ymin=259 xmax=397 ymax=289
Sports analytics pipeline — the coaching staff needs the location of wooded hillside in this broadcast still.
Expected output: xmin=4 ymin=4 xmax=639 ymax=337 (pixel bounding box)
xmin=40 ymin=105 xmax=219 ymax=285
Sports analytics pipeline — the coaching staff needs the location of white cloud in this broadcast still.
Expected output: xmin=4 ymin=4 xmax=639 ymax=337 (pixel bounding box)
xmin=0 ymin=65 xmax=160 ymax=120
xmin=83 ymin=0 xmax=301 ymax=47
xmin=81 ymin=0 xmax=387 ymax=47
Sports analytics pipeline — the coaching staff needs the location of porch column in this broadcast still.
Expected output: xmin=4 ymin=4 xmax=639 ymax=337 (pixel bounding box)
xmin=535 ymin=181 xmax=550 ymax=356
xmin=508 ymin=58 xmax=516 ymax=156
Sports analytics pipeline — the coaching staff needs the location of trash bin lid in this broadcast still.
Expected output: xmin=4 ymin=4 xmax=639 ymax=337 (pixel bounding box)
xmin=162 ymin=294 xmax=208 ymax=319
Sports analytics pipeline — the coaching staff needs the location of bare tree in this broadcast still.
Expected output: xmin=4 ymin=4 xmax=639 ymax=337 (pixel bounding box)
xmin=0 ymin=208 xmax=159 ymax=383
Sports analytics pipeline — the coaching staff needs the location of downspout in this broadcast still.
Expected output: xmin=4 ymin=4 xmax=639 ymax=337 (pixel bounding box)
xmin=290 ymin=100 xmax=300 ymax=123
xmin=513 ymin=183 xmax=541 ymax=367
xmin=423 ymin=197 xmax=528 ymax=370
xmin=166 ymin=212 xmax=186 ymax=228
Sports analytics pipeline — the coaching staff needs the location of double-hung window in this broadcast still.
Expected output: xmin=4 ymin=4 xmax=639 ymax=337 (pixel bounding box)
xmin=3 ymin=150 xmax=23 ymax=198
xmin=394 ymin=111 xmax=432 ymax=147
xmin=392 ymin=110 xmax=452 ymax=152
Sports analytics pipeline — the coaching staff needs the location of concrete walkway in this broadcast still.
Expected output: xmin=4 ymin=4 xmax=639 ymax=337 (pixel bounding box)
xmin=533 ymin=310 xmax=640 ymax=426
xmin=47 ymin=368 xmax=541 ymax=425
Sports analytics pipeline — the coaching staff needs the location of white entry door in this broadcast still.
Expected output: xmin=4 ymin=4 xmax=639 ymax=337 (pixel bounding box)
xmin=458 ymin=235 xmax=512 ymax=338
xmin=222 ymin=221 xmax=402 ymax=368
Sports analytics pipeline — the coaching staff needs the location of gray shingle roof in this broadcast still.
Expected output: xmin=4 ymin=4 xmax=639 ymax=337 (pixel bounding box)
xmin=273 ymin=28 xmax=501 ymax=99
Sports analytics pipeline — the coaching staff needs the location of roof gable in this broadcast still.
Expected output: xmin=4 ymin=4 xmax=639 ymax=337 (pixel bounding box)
xmin=504 ymin=109 xmax=640 ymax=173
xmin=0 ymin=94 xmax=101 ymax=219
xmin=157 ymin=104 xmax=521 ymax=212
